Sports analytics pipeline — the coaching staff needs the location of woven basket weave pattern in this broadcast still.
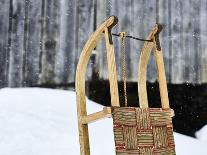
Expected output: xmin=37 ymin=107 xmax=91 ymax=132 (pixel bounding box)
xmin=112 ymin=107 xmax=175 ymax=155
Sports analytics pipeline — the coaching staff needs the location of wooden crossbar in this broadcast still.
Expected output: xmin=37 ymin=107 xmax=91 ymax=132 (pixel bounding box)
xmin=81 ymin=107 xmax=112 ymax=124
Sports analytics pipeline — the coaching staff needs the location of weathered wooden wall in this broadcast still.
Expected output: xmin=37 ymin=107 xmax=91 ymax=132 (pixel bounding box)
xmin=0 ymin=0 xmax=94 ymax=88
xmin=96 ymin=0 xmax=207 ymax=84
xmin=0 ymin=0 xmax=207 ymax=88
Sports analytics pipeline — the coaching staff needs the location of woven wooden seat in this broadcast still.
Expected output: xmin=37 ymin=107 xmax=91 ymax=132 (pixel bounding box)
xmin=113 ymin=107 xmax=175 ymax=155
xmin=75 ymin=16 xmax=176 ymax=155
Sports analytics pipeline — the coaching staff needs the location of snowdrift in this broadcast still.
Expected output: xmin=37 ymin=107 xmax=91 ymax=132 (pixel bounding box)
xmin=0 ymin=88 xmax=206 ymax=155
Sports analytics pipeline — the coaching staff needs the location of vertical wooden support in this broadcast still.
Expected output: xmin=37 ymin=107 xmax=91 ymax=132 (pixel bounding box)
xmin=104 ymin=28 xmax=120 ymax=107
xmin=138 ymin=24 xmax=170 ymax=109
xmin=76 ymin=16 xmax=119 ymax=155
xmin=153 ymin=35 xmax=170 ymax=109
xmin=138 ymin=25 xmax=158 ymax=108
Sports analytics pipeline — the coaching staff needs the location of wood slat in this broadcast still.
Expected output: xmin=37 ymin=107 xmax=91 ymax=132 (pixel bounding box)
xmin=158 ymin=0 xmax=171 ymax=82
xmin=55 ymin=0 xmax=77 ymax=83
xmin=2 ymin=0 xmax=207 ymax=88
xmin=116 ymin=0 xmax=133 ymax=80
xmin=181 ymin=0 xmax=199 ymax=83
xmin=170 ymin=0 xmax=184 ymax=83
xmin=81 ymin=107 xmax=112 ymax=124
xmin=75 ymin=16 xmax=118 ymax=155
xmin=76 ymin=0 xmax=94 ymax=81
xmin=200 ymin=0 xmax=207 ymax=82
xmin=97 ymin=0 xmax=157 ymax=82
xmin=140 ymin=0 xmax=157 ymax=82
xmin=193 ymin=0 xmax=202 ymax=83
xmin=40 ymin=0 xmax=61 ymax=84
xmin=131 ymin=0 xmax=145 ymax=82
xmin=23 ymin=0 xmax=42 ymax=86
xmin=96 ymin=0 xmax=114 ymax=80
xmin=8 ymin=0 xmax=25 ymax=87
xmin=0 ymin=0 xmax=10 ymax=87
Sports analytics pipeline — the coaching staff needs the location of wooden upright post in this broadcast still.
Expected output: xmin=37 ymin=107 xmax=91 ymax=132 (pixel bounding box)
xmin=104 ymin=27 xmax=120 ymax=107
xmin=76 ymin=16 xmax=119 ymax=155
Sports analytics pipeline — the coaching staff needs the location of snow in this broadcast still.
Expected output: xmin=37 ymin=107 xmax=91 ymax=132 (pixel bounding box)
xmin=0 ymin=88 xmax=206 ymax=155
xmin=195 ymin=125 xmax=207 ymax=143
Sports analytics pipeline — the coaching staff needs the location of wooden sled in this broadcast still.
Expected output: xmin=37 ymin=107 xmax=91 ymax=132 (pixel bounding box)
xmin=76 ymin=16 xmax=176 ymax=155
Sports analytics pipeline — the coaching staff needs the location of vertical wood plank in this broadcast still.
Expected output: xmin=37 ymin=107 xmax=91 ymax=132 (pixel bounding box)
xmin=182 ymin=0 xmax=202 ymax=83
xmin=192 ymin=0 xmax=201 ymax=83
xmin=97 ymin=0 xmax=157 ymax=82
xmin=170 ymin=0 xmax=184 ymax=83
xmin=40 ymin=0 xmax=61 ymax=84
xmin=76 ymin=0 xmax=94 ymax=81
xmin=181 ymin=0 xmax=200 ymax=83
xmin=0 ymin=0 xmax=10 ymax=87
xmin=105 ymin=27 xmax=120 ymax=107
xmin=1 ymin=0 xmax=207 ymax=87
xmin=132 ymin=0 xmax=157 ymax=82
xmin=184 ymin=0 xmax=201 ymax=83
xmin=117 ymin=0 xmax=133 ymax=81
xmin=96 ymin=0 xmax=120 ymax=81
xmin=200 ymin=0 xmax=207 ymax=83
xmin=96 ymin=0 xmax=206 ymax=84
xmin=100 ymin=0 xmax=132 ymax=81
xmin=55 ymin=0 xmax=77 ymax=84
xmin=158 ymin=0 xmax=171 ymax=82
xmin=8 ymin=0 xmax=25 ymax=87
xmin=23 ymin=0 xmax=42 ymax=86
xmin=131 ymin=0 xmax=144 ymax=82
xmin=96 ymin=0 xmax=109 ymax=80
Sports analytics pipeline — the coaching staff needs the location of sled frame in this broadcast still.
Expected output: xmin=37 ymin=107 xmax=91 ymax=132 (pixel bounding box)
xmin=76 ymin=16 xmax=174 ymax=155
xmin=76 ymin=16 xmax=120 ymax=155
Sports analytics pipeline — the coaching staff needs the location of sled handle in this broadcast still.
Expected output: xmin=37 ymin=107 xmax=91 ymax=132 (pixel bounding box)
xmin=76 ymin=16 xmax=119 ymax=155
xmin=138 ymin=24 xmax=170 ymax=109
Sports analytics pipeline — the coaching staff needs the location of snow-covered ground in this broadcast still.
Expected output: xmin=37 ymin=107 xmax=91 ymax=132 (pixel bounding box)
xmin=0 ymin=88 xmax=206 ymax=155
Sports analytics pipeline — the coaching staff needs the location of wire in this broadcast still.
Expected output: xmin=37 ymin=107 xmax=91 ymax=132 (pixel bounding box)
xmin=112 ymin=33 xmax=153 ymax=42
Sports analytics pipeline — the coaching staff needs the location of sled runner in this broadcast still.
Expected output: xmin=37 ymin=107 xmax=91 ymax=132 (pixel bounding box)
xmin=76 ymin=16 xmax=176 ymax=155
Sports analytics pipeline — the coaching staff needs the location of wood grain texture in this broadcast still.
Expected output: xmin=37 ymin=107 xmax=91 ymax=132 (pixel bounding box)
xmin=81 ymin=107 xmax=112 ymax=124
xmin=40 ymin=0 xmax=60 ymax=84
xmin=170 ymin=0 xmax=185 ymax=83
xmin=193 ymin=0 xmax=202 ymax=83
xmin=104 ymin=27 xmax=120 ymax=107
xmin=96 ymin=0 xmax=207 ymax=84
xmin=154 ymin=44 xmax=170 ymax=109
xmin=55 ymin=0 xmax=77 ymax=83
xmin=138 ymin=25 xmax=169 ymax=109
xmin=116 ymin=0 xmax=133 ymax=80
xmin=97 ymin=0 xmax=157 ymax=82
xmin=76 ymin=0 xmax=94 ymax=81
xmin=8 ymin=0 xmax=25 ymax=87
xmin=158 ymin=0 xmax=171 ymax=81
xmin=23 ymin=0 xmax=42 ymax=86
xmin=132 ymin=0 xmax=148 ymax=82
xmin=0 ymin=0 xmax=10 ymax=87
xmin=200 ymin=1 xmax=207 ymax=82
xmin=96 ymin=0 xmax=112 ymax=80
xmin=137 ymin=25 xmax=158 ymax=108
xmin=2 ymin=0 xmax=207 ymax=88
xmin=140 ymin=0 xmax=157 ymax=82
xmin=76 ymin=16 xmax=118 ymax=155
